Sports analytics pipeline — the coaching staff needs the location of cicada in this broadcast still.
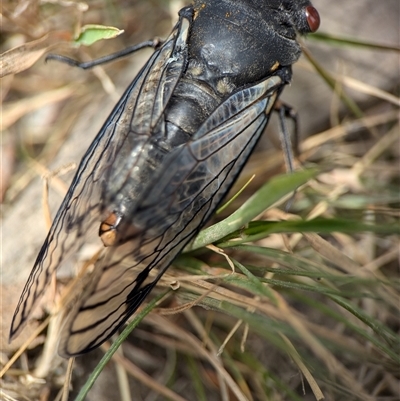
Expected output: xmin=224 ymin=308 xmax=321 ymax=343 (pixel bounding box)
xmin=10 ymin=0 xmax=320 ymax=357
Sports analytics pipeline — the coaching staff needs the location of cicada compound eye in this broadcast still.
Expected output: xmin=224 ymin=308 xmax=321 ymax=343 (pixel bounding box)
xmin=305 ymin=6 xmax=320 ymax=32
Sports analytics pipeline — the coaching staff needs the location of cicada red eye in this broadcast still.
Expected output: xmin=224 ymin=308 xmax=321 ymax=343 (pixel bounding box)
xmin=305 ymin=5 xmax=320 ymax=32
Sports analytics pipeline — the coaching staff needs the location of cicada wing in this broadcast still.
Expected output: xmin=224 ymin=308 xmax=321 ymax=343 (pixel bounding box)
xmin=58 ymin=242 xmax=158 ymax=357
xmin=9 ymin=16 xmax=190 ymax=342
xmin=9 ymin=118 xmax=121 ymax=341
xmin=57 ymin=75 xmax=284 ymax=357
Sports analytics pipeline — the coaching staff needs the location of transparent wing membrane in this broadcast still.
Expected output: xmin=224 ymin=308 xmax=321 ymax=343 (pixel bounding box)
xmin=10 ymin=16 xmax=190 ymax=344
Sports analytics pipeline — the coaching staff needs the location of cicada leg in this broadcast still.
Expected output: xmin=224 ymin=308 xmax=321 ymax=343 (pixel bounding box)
xmin=99 ymin=212 xmax=123 ymax=247
xmin=274 ymin=100 xmax=299 ymax=172
xmin=46 ymin=38 xmax=163 ymax=70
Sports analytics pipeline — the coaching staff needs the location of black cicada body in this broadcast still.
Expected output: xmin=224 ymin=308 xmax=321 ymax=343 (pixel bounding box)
xmin=10 ymin=0 xmax=320 ymax=357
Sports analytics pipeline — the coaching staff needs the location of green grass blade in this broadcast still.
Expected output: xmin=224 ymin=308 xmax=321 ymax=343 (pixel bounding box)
xmin=74 ymin=290 xmax=170 ymax=401
xmin=189 ymin=169 xmax=318 ymax=251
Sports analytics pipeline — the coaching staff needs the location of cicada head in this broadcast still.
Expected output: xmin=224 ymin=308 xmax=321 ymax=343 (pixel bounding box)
xmin=280 ymin=0 xmax=321 ymax=34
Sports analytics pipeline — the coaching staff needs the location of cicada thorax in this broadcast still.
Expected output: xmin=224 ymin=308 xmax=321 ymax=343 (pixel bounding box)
xmin=189 ymin=0 xmax=303 ymax=91
xmin=165 ymin=0 xmax=315 ymax=140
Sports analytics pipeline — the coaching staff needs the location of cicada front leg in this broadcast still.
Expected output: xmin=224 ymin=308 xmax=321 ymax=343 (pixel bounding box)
xmin=99 ymin=212 xmax=123 ymax=247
